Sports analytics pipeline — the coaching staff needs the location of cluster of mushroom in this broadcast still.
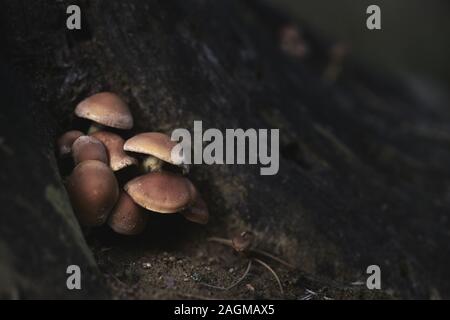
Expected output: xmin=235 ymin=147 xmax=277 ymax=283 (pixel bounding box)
xmin=57 ymin=92 xmax=208 ymax=236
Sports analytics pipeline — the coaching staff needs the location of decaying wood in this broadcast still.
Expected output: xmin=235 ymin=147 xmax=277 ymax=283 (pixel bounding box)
xmin=1 ymin=0 xmax=449 ymax=299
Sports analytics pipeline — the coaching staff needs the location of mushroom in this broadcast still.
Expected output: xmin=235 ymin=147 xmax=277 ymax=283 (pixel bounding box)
xmin=124 ymin=171 xmax=196 ymax=214
xmin=66 ymin=160 xmax=119 ymax=227
xmin=91 ymin=131 xmax=138 ymax=171
xmin=72 ymin=135 xmax=108 ymax=165
xmin=280 ymin=24 xmax=308 ymax=59
xmin=207 ymin=231 xmax=290 ymax=295
xmin=57 ymin=130 xmax=83 ymax=157
xmin=232 ymin=231 xmax=254 ymax=252
xmin=74 ymin=92 xmax=133 ymax=133
xmin=124 ymin=132 xmax=187 ymax=173
xmin=108 ymin=192 xmax=147 ymax=235
xmin=180 ymin=194 xmax=209 ymax=225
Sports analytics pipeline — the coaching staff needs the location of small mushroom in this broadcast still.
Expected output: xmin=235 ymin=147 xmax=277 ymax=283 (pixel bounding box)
xmin=124 ymin=132 xmax=187 ymax=173
xmin=124 ymin=171 xmax=195 ymax=214
xmin=180 ymin=194 xmax=209 ymax=225
xmin=232 ymin=231 xmax=254 ymax=252
xmin=66 ymin=160 xmax=119 ymax=227
xmin=280 ymin=24 xmax=308 ymax=59
xmin=108 ymin=192 xmax=147 ymax=235
xmin=91 ymin=131 xmax=138 ymax=171
xmin=75 ymin=92 xmax=133 ymax=132
xmin=57 ymin=130 xmax=83 ymax=157
xmin=72 ymin=135 xmax=108 ymax=165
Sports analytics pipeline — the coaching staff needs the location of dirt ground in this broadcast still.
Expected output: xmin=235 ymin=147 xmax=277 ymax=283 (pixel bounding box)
xmin=87 ymin=219 xmax=388 ymax=300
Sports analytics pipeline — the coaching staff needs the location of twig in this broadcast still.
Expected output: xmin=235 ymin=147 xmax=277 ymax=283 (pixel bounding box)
xmin=253 ymin=258 xmax=284 ymax=295
xmin=207 ymin=237 xmax=233 ymax=247
xmin=109 ymin=274 xmax=126 ymax=286
xmin=199 ymin=260 xmax=252 ymax=291
xmin=251 ymin=248 xmax=295 ymax=269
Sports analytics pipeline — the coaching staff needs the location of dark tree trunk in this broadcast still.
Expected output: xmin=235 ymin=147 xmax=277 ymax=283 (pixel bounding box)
xmin=1 ymin=0 xmax=449 ymax=299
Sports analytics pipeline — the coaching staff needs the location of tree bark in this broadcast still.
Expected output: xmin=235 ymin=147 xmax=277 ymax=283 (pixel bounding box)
xmin=1 ymin=0 xmax=449 ymax=299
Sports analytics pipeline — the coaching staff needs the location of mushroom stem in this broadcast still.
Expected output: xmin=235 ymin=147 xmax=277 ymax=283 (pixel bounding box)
xmin=323 ymin=43 xmax=348 ymax=82
xmin=88 ymin=123 xmax=106 ymax=135
xmin=141 ymin=155 xmax=163 ymax=172
xmin=323 ymin=63 xmax=342 ymax=82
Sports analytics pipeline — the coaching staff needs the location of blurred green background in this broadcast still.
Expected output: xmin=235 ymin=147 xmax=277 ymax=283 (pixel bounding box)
xmin=270 ymin=0 xmax=450 ymax=87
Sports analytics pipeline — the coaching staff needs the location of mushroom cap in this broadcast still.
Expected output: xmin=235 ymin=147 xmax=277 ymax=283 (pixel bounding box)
xmin=181 ymin=194 xmax=209 ymax=225
xmin=74 ymin=92 xmax=133 ymax=129
xmin=57 ymin=130 xmax=83 ymax=157
xmin=124 ymin=132 xmax=179 ymax=165
xmin=232 ymin=231 xmax=253 ymax=252
xmin=124 ymin=171 xmax=196 ymax=213
xmin=72 ymin=135 xmax=108 ymax=165
xmin=108 ymin=192 xmax=147 ymax=235
xmin=66 ymin=160 xmax=119 ymax=227
xmin=91 ymin=131 xmax=138 ymax=171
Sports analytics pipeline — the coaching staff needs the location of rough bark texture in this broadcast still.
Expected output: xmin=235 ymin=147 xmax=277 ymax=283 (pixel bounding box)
xmin=1 ymin=0 xmax=449 ymax=299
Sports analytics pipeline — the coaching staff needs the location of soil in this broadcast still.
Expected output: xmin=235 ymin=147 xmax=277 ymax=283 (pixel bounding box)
xmin=89 ymin=226 xmax=387 ymax=300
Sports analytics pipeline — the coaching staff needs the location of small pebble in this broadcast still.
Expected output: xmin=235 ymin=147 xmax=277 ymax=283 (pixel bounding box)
xmin=246 ymin=284 xmax=255 ymax=292
xmin=169 ymin=256 xmax=176 ymax=262
xmin=191 ymin=273 xmax=201 ymax=282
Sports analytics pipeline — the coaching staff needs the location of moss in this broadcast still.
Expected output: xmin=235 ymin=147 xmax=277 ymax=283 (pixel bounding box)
xmin=45 ymin=185 xmax=73 ymax=221
xmin=45 ymin=184 xmax=98 ymax=267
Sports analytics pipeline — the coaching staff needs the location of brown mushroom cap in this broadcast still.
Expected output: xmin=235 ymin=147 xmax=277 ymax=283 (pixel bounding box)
xmin=181 ymin=195 xmax=209 ymax=225
xmin=280 ymin=25 xmax=308 ymax=58
xmin=57 ymin=130 xmax=83 ymax=157
xmin=74 ymin=92 xmax=133 ymax=129
xmin=124 ymin=171 xmax=195 ymax=213
xmin=91 ymin=131 xmax=138 ymax=171
xmin=232 ymin=231 xmax=253 ymax=252
xmin=108 ymin=192 xmax=147 ymax=235
xmin=72 ymin=135 xmax=108 ymax=165
xmin=123 ymin=132 xmax=179 ymax=165
xmin=66 ymin=160 xmax=119 ymax=227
